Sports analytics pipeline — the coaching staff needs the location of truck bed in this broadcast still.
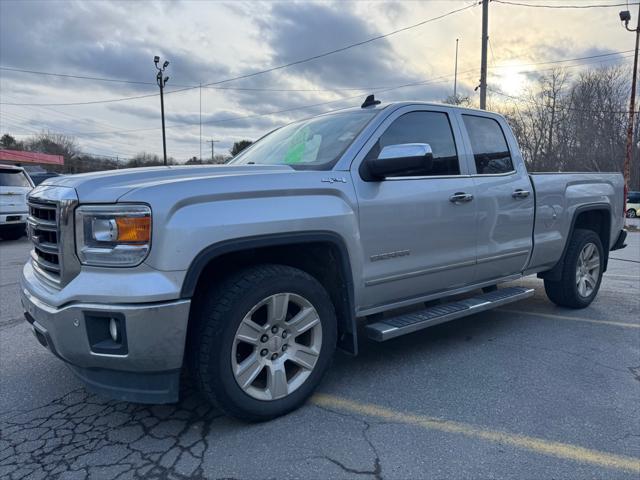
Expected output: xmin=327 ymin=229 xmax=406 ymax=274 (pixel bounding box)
xmin=526 ymin=172 xmax=625 ymax=273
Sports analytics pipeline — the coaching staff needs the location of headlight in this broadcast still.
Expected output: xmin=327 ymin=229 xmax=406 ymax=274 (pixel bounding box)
xmin=75 ymin=205 xmax=151 ymax=266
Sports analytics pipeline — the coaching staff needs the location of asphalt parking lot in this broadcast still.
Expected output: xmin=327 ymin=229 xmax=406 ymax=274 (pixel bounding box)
xmin=1 ymin=229 xmax=639 ymax=480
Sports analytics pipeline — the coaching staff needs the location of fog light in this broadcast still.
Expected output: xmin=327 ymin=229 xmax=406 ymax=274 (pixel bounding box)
xmin=109 ymin=318 xmax=119 ymax=342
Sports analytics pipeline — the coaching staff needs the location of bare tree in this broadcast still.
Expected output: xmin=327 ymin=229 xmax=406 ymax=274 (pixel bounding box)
xmin=497 ymin=66 xmax=633 ymax=186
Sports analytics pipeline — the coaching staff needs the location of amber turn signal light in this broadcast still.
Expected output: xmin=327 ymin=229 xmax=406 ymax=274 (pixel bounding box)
xmin=115 ymin=216 xmax=151 ymax=243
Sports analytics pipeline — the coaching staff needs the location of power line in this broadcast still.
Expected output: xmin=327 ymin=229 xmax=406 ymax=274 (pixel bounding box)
xmin=0 ymin=86 xmax=196 ymax=107
xmin=199 ymin=3 xmax=478 ymax=88
xmin=0 ymin=2 xmax=477 ymax=105
xmin=489 ymin=49 xmax=634 ymax=69
xmin=3 ymin=73 xmax=462 ymax=137
xmin=4 ymin=52 xmax=632 ymax=139
xmin=493 ymin=1 xmax=640 ymax=9
xmin=2 ymin=48 xmax=632 ymax=107
xmin=487 ymin=86 xmax=636 ymax=113
xmin=0 ymin=66 xmax=161 ymax=86
xmin=0 ymin=106 xmax=142 ymax=154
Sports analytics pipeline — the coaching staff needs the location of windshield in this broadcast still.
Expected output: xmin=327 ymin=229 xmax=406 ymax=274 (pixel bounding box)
xmin=0 ymin=170 xmax=31 ymax=188
xmin=229 ymin=110 xmax=378 ymax=170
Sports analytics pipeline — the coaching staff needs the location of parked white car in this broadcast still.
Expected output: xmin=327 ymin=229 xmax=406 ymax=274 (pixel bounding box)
xmin=0 ymin=165 xmax=34 ymax=240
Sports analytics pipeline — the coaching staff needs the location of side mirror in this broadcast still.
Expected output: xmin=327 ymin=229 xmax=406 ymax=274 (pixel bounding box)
xmin=366 ymin=143 xmax=433 ymax=179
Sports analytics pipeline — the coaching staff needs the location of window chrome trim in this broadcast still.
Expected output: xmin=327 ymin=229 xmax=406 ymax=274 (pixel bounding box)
xmin=470 ymin=170 xmax=517 ymax=177
xmin=383 ymin=174 xmax=471 ymax=181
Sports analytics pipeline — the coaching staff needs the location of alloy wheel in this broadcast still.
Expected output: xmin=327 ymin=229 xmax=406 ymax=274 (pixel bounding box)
xmin=231 ymin=293 xmax=323 ymax=401
xmin=576 ymin=242 xmax=600 ymax=298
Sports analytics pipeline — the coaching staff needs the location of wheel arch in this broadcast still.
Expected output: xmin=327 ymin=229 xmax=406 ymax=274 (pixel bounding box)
xmin=181 ymin=231 xmax=358 ymax=355
xmin=539 ymin=204 xmax=612 ymax=281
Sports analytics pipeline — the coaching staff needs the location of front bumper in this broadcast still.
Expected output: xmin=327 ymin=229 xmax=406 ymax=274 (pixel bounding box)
xmin=0 ymin=212 xmax=27 ymax=226
xmin=21 ymin=286 xmax=191 ymax=404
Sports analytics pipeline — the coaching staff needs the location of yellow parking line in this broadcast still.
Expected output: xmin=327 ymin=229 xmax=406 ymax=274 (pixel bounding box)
xmin=498 ymin=309 xmax=639 ymax=329
xmin=312 ymin=394 xmax=640 ymax=473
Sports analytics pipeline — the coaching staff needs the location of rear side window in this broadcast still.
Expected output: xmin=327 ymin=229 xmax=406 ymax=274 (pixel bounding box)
xmin=365 ymin=111 xmax=460 ymax=176
xmin=462 ymin=115 xmax=514 ymax=175
xmin=0 ymin=170 xmax=31 ymax=187
xmin=628 ymin=192 xmax=640 ymax=203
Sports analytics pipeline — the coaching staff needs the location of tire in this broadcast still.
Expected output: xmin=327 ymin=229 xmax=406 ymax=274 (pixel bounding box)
xmin=189 ymin=264 xmax=337 ymax=421
xmin=626 ymin=208 xmax=637 ymax=218
xmin=1 ymin=225 xmax=26 ymax=240
xmin=544 ymin=229 xmax=604 ymax=309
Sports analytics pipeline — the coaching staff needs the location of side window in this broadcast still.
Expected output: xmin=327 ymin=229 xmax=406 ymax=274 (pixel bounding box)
xmin=462 ymin=115 xmax=514 ymax=175
xmin=365 ymin=111 xmax=460 ymax=176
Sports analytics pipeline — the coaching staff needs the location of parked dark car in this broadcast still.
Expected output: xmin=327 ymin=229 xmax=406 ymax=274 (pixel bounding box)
xmin=28 ymin=172 xmax=60 ymax=186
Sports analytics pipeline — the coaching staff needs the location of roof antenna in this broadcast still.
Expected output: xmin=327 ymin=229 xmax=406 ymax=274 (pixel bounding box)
xmin=361 ymin=94 xmax=381 ymax=108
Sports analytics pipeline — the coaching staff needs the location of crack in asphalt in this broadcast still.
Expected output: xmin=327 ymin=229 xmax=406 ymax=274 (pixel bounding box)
xmin=0 ymin=384 xmax=224 ymax=480
xmin=491 ymin=339 xmax=629 ymax=376
xmin=0 ymin=316 xmax=25 ymax=330
xmin=313 ymin=404 xmax=383 ymax=480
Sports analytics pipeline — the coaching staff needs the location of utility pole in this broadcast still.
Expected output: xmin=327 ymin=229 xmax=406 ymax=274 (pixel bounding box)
xmin=620 ymin=5 xmax=640 ymax=193
xmin=154 ymin=56 xmax=170 ymax=165
xmin=207 ymin=139 xmax=220 ymax=162
xmin=199 ymin=83 xmax=202 ymax=161
xmin=454 ymin=38 xmax=459 ymax=99
xmin=479 ymin=0 xmax=489 ymax=110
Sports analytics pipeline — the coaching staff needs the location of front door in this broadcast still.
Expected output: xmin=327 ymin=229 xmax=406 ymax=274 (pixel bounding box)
xmin=352 ymin=108 xmax=478 ymax=313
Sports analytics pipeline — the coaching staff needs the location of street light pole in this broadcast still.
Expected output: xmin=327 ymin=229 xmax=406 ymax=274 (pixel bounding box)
xmin=154 ymin=56 xmax=170 ymax=166
xmin=454 ymin=38 xmax=459 ymax=99
xmin=620 ymin=5 xmax=640 ymax=193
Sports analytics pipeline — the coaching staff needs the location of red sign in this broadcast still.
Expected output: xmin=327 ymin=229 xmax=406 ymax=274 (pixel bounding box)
xmin=0 ymin=149 xmax=64 ymax=165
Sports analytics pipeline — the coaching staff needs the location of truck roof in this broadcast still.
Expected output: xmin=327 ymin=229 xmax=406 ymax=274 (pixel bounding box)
xmin=323 ymin=100 xmax=503 ymax=117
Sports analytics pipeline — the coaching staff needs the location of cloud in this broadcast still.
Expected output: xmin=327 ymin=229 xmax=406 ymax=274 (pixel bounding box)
xmin=0 ymin=0 xmax=230 ymax=91
xmin=253 ymin=2 xmax=418 ymax=89
xmin=0 ymin=0 xmax=632 ymax=161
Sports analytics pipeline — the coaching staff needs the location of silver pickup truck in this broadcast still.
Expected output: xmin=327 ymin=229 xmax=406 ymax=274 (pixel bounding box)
xmin=21 ymin=100 xmax=627 ymax=420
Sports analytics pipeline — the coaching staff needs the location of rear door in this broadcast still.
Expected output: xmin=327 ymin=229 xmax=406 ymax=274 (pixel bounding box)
xmin=458 ymin=113 xmax=535 ymax=281
xmin=0 ymin=168 xmax=33 ymax=215
xmin=352 ymin=107 xmax=478 ymax=311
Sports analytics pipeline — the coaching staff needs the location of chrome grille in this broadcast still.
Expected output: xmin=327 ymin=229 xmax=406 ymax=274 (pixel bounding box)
xmin=28 ymin=199 xmax=62 ymax=283
xmin=26 ymin=185 xmax=80 ymax=288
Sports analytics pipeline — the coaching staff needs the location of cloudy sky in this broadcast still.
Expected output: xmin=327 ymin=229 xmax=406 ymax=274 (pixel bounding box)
xmin=0 ymin=0 xmax=635 ymax=161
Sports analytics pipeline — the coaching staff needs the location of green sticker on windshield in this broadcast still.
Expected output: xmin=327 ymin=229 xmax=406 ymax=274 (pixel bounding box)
xmin=284 ymin=127 xmax=310 ymax=164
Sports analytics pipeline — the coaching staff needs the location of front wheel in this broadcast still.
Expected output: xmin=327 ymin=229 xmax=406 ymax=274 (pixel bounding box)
xmin=544 ymin=229 xmax=604 ymax=309
xmin=626 ymin=208 xmax=637 ymax=218
xmin=189 ymin=264 xmax=337 ymax=421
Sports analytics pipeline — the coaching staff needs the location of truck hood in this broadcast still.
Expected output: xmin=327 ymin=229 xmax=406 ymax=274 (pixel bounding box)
xmin=44 ymin=164 xmax=294 ymax=203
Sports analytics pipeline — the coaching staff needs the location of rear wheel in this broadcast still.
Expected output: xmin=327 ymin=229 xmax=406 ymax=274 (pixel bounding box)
xmin=626 ymin=208 xmax=637 ymax=218
xmin=544 ymin=229 xmax=604 ymax=309
xmin=189 ymin=264 xmax=337 ymax=421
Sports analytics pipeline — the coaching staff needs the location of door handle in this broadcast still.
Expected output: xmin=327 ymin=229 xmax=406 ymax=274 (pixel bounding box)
xmin=449 ymin=192 xmax=474 ymax=203
xmin=512 ymin=189 xmax=530 ymax=199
